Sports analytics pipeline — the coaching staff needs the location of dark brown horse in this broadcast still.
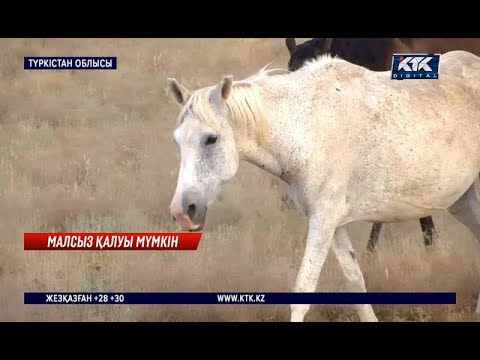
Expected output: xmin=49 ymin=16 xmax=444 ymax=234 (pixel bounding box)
xmin=286 ymin=38 xmax=480 ymax=72
xmin=286 ymin=38 xmax=480 ymax=251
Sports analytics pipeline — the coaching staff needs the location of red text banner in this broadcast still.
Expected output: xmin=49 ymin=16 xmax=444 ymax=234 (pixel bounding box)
xmin=24 ymin=232 xmax=202 ymax=250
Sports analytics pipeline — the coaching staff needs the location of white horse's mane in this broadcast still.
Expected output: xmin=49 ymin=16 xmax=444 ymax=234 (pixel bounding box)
xmin=236 ymin=63 xmax=290 ymax=84
xmin=244 ymin=54 xmax=341 ymax=82
xmin=179 ymin=64 xmax=289 ymax=145
xmin=299 ymin=53 xmax=345 ymax=73
xmin=178 ymin=55 xmax=342 ymax=145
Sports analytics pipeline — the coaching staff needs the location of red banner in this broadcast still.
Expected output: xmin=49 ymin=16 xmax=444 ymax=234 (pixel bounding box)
xmin=24 ymin=232 xmax=202 ymax=250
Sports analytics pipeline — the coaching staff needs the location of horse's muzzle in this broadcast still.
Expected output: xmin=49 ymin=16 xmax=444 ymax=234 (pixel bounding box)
xmin=170 ymin=202 xmax=207 ymax=232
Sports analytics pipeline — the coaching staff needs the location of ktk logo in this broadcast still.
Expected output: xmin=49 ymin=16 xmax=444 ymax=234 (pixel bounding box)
xmin=397 ymin=56 xmax=433 ymax=72
xmin=391 ymin=53 xmax=440 ymax=80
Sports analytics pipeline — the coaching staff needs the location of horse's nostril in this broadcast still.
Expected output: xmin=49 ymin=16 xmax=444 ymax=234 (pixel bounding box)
xmin=187 ymin=204 xmax=197 ymax=219
xmin=172 ymin=215 xmax=176 ymax=222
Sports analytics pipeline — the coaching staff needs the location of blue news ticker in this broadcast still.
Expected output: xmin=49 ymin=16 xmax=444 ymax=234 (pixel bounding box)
xmin=24 ymin=57 xmax=117 ymax=70
xmin=24 ymin=292 xmax=456 ymax=305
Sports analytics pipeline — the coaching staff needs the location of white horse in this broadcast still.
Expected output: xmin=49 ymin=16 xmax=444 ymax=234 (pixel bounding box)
xmin=167 ymin=50 xmax=480 ymax=322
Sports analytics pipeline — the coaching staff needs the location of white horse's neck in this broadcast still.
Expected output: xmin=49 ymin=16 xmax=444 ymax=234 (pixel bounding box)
xmin=236 ymin=77 xmax=314 ymax=185
xmin=236 ymin=116 xmax=296 ymax=185
xmin=231 ymin=67 xmax=329 ymax=185
xmin=238 ymin=137 xmax=284 ymax=179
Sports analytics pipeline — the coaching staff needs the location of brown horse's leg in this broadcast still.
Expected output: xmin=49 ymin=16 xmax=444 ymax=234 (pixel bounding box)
xmin=419 ymin=216 xmax=436 ymax=246
xmin=367 ymin=223 xmax=383 ymax=252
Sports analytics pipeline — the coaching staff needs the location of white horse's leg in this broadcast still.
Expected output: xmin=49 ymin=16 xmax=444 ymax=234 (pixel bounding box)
xmin=448 ymin=182 xmax=480 ymax=314
xmin=290 ymin=216 xmax=336 ymax=322
xmin=332 ymin=226 xmax=378 ymax=322
xmin=448 ymin=183 xmax=480 ymax=239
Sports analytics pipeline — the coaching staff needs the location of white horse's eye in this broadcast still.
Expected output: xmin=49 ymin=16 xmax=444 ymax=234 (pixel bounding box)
xmin=205 ymin=135 xmax=218 ymax=146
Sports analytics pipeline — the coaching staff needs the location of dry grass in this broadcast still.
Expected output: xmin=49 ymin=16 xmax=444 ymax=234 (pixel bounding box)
xmin=1 ymin=38 xmax=479 ymax=322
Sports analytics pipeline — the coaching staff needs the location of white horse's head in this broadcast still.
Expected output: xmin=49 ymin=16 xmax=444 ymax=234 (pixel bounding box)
xmin=167 ymin=76 xmax=240 ymax=231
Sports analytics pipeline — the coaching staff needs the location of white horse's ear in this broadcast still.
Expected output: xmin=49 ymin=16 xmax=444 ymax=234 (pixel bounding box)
xmin=217 ymin=75 xmax=233 ymax=101
xmin=167 ymin=78 xmax=191 ymax=106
